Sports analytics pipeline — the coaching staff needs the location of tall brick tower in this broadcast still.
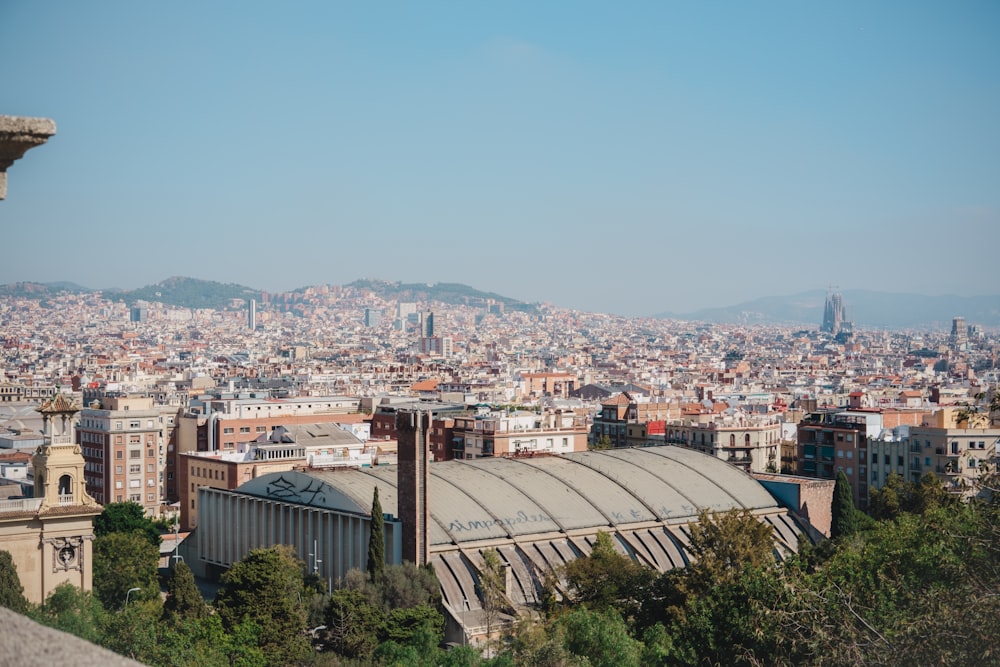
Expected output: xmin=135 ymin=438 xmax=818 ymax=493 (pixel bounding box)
xmin=396 ymin=409 xmax=430 ymax=565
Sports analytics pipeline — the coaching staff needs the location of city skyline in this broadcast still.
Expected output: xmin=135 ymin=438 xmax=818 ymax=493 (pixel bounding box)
xmin=2 ymin=2 xmax=998 ymax=316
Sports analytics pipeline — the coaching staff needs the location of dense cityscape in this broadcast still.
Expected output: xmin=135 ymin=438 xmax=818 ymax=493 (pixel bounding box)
xmin=1 ymin=259 xmax=998 ymax=665
xmin=2 ymin=2 xmax=999 ymax=663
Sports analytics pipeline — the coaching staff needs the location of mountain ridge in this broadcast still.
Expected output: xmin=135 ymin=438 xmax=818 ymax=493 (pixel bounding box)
xmin=1 ymin=278 xmax=997 ymax=327
xmin=654 ymin=289 xmax=1000 ymax=329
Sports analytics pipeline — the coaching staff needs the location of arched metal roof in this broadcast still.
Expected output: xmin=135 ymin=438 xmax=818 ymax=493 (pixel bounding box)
xmin=226 ymin=446 xmax=806 ymax=621
xmin=237 ymin=445 xmax=782 ymax=548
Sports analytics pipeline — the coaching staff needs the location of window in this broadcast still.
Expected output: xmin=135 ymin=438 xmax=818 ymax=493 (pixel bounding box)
xmin=847 ymin=451 xmax=853 ymax=459
xmin=115 ymin=422 xmax=122 ymax=430
xmin=129 ymin=421 xmax=140 ymax=429
xmin=969 ymin=458 xmax=978 ymax=468
xmin=837 ymin=450 xmax=844 ymax=458
xmin=239 ymin=427 xmax=251 ymax=434
xmin=256 ymin=426 xmax=266 ymax=433
xmin=116 ymin=451 xmax=123 ymax=460
xmin=129 ymin=464 xmax=141 ymax=474
xmin=223 ymin=427 xmax=234 ymax=434
xmin=147 ymin=493 xmax=155 ymax=501
xmin=147 ymin=464 xmax=155 ymax=472
xmin=115 ymin=465 xmax=123 ymax=474
xmin=147 ymin=448 xmax=154 ymax=457
xmin=147 ymin=479 xmax=155 ymax=487
xmin=898 ymin=456 xmax=904 ymax=466
xmin=130 ymin=449 xmax=141 ymax=459
xmin=846 ymin=468 xmax=853 ymax=476
xmin=115 ymin=480 xmax=123 ymax=489
xmin=129 ymin=494 xmax=140 ymax=502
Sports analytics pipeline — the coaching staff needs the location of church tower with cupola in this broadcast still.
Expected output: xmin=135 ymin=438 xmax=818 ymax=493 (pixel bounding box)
xmin=0 ymin=394 xmax=102 ymax=604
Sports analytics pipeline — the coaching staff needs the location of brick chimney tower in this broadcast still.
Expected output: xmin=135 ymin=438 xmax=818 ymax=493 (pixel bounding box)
xmin=396 ymin=409 xmax=430 ymax=565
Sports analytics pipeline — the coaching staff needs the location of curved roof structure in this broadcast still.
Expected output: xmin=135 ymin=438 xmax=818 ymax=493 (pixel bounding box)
xmin=237 ymin=446 xmax=781 ymax=546
xmin=230 ymin=446 xmax=807 ymax=618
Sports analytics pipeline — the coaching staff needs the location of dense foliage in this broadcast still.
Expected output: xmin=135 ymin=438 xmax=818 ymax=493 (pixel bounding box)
xmin=0 ymin=549 xmax=30 ymax=613
xmin=94 ymin=501 xmax=161 ymax=547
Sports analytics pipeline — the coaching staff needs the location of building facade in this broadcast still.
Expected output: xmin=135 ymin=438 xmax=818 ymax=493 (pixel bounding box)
xmin=77 ymin=395 xmax=164 ymax=515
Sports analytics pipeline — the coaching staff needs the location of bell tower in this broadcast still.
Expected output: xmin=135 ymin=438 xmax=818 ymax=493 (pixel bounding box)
xmin=0 ymin=393 xmax=102 ymax=605
xmin=33 ymin=394 xmax=97 ymax=510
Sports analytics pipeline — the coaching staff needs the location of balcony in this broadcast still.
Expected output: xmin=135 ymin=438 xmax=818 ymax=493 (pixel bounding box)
xmin=0 ymin=498 xmax=43 ymax=513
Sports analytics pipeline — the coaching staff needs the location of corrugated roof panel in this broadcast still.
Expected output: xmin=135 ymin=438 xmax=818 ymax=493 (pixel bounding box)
xmin=573 ymin=449 xmax=702 ymax=519
xmin=517 ymin=456 xmax=657 ymax=526
xmin=466 ymin=457 xmax=608 ymax=531
xmin=630 ymin=446 xmax=778 ymax=510
xmin=431 ymin=463 xmax=561 ymax=538
xmin=428 ymin=471 xmax=509 ymax=543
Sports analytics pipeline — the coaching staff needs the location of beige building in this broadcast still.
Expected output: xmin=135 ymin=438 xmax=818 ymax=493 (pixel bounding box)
xmin=0 ymin=395 xmax=101 ymax=605
xmin=454 ymin=409 xmax=588 ymax=458
xmin=77 ymin=396 xmax=165 ymax=515
xmin=869 ymin=407 xmax=1000 ymax=497
xmin=654 ymin=414 xmax=783 ymax=474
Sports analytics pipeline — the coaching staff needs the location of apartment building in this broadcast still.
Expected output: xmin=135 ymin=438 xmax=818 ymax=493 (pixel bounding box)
xmin=590 ymin=392 xmax=676 ymax=448
xmin=661 ymin=414 xmax=783 ymax=474
xmin=797 ymin=411 xmax=869 ymax=507
xmin=77 ymin=395 xmax=164 ymax=515
xmin=869 ymin=407 xmax=1000 ymax=498
xmin=454 ymin=409 xmax=588 ymax=459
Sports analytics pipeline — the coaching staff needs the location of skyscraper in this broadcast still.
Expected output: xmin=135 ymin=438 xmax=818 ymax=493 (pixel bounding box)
xmin=420 ymin=311 xmax=434 ymax=338
xmin=248 ymin=299 xmax=257 ymax=331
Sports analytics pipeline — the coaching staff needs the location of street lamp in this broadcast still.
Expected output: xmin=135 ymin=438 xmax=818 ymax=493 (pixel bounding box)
xmin=124 ymin=587 xmax=141 ymax=608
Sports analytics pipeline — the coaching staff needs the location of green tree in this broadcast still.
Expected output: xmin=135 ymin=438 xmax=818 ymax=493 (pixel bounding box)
xmin=92 ymin=531 xmax=160 ymax=610
xmin=556 ymin=607 xmax=643 ymax=667
xmin=590 ymin=435 xmax=613 ymax=451
xmin=870 ymin=472 xmax=905 ymax=520
xmin=0 ymin=549 xmax=30 ymax=613
xmin=563 ymin=531 xmax=654 ymax=621
xmin=162 ymin=560 xmax=209 ymax=624
xmin=686 ymin=508 xmax=777 ymax=582
xmin=367 ymin=486 xmax=385 ymax=582
xmin=383 ymin=603 xmax=444 ymax=646
xmin=99 ymin=599 xmax=161 ymax=662
xmin=37 ymin=583 xmax=106 ymax=644
xmin=377 ymin=561 xmax=441 ymax=610
xmin=324 ymin=587 xmax=385 ymax=660
xmin=479 ymin=548 xmax=507 ymax=656
xmin=831 ymin=469 xmax=859 ymax=539
xmin=94 ymin=501 xmax=160 ymax=547
xmin=214 ymin=545 xmax=310 ymax=665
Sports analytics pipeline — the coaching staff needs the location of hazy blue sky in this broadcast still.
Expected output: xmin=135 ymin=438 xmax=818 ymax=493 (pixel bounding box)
xmin=1 ymin=2 xmax=997 ymax=316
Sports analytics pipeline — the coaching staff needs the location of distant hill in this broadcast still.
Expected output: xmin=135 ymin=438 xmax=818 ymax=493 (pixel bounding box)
xmin=0 ymin=281 xmax=93 ymax=298
xmin=344 ymin=279 xmax=538 ymax=313
xmin=107 ymin=277 xmax=261 ymax=310
xmin=655 ymin=290 xmax=1000 ymax=329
